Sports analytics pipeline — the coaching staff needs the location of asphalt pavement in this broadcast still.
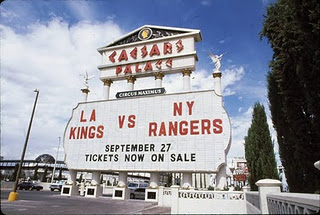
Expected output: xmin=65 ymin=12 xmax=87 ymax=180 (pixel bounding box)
xmin=0 ymin=190 xmax=170 ymax=215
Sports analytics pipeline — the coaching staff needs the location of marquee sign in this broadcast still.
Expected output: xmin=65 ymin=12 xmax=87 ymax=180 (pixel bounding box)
xmin=63 ymin=90 xmax=231 ymax=173
xmin=97 ymin=25 xmax=201 ymax=81
xmin=115 ymin=88 xmax=165 ymax=99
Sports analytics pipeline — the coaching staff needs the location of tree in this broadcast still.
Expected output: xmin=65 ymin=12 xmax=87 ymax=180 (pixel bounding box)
xmin=261 ymin=0 xmax=320 ymax=193
xmin=33 ymin=165 xmax=39 ymax=181
xmin=58 ymin=168 xmax=62 ymax=181
xmin=245 ymin=102 xmax=279 ymax=191
xmin=42 ymin=165 xmax=48 ymax=182
xmin=10 ymin=164 xmax=19 ymax=181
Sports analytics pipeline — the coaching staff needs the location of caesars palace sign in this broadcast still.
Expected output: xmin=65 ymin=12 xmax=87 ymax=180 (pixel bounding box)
xmin=64 ymin=25 xmax=231 ymax=173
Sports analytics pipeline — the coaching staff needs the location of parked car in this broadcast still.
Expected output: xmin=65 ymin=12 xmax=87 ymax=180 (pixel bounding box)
xmin=128 ymin=182 xmax=148 ymax=190
xmin=128 ymin=182 xmax=148 ymax=199
xmin=17 ymin=182 xmax=43 ymax=191
xmin=129 ymin=187 xmax=146 ymax=199
xmin=49 ymin=181 xmax=65 ymax=192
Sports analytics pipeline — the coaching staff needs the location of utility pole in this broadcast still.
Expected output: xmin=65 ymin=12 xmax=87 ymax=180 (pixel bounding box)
xmin=8 ymin=89 xmax=39 ymax=201
xmin=51 ymin=137 xmax=61 ymax=183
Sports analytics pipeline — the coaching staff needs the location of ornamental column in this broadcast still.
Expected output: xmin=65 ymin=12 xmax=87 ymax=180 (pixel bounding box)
xmin=118 ymin=172 xmax=127 ymax=187
xmin=182 ymin=69 xmax=192 ymax=91
xmin=81 ymin=88 xmax=89 ymax=102
xmin=154 ymin=72 xmax=164 ymax=88
xmin=182 ymin=172 xmax=193 ymax=189
xmin=213 ymin=72 xmax=222 ymax=96
xmin=102 ymin=79 xmax=113 ymax=100
xmin=149 ymin=172 xmax=160 ymax=188
xmin=126 ymin=75 xmax=136 ymax=91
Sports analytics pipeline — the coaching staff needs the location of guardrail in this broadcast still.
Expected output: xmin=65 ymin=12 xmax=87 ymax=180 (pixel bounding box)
xmin=267 ymin=193 xmax=320 ymax=214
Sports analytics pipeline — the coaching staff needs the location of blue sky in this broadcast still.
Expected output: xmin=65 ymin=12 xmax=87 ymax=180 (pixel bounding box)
xmin=0 ymin=0 xmax=278 ymax=164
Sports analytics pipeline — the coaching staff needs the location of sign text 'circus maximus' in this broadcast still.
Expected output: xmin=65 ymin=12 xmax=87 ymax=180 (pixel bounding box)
xmin=97 ymin=25 xmax=201 ymax=81
xmin=63 ymin=90 xmax=231 ymax=172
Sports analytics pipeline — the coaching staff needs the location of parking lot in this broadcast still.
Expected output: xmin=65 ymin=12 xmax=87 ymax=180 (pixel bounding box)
xmin=1 ymin=190 xmax=170 ymax=214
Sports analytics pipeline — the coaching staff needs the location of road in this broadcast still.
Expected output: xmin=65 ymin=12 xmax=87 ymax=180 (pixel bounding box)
xmin=1 ymin=190 xmax=170 ymax=215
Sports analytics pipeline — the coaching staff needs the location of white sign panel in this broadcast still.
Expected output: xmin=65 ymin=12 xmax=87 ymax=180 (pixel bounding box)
xmin=98 ymin=36 xmax=197 ymax=80
xmin=64 ymin=90 xmax=231 ymax=173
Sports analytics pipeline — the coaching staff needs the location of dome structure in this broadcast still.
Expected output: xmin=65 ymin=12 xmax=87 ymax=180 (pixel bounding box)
xmin=35 ymin=154 xmax=55 ymax=164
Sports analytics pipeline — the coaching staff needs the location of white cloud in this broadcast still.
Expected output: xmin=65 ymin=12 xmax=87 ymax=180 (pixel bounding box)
xmin=190 ymin=66 xmax=245 ymax=96
xmin=65 ymin=1 xmax=95 ymax=21
xmin=0 ymin=7 xmax=18 ymax=19
xmin=1 ymin=18 xmax=123 ymax=160
xmin=201 ymin=0 xmax=211 ymax=6
xmin=228 ymin=107 xmax=253 ymax=158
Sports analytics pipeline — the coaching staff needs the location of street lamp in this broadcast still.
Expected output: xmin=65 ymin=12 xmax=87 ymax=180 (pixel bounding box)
xmin=51 ymin=137 xmax=61 ymax=183
xmin=8 ymin=89 xmax=39 ymax=201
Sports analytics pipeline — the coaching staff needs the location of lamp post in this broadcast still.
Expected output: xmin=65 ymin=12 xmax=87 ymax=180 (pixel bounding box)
xmin=51 ymin=137 xmax=61 ymax=183
xmin=8 ymin=89 xmax=39 ymax=201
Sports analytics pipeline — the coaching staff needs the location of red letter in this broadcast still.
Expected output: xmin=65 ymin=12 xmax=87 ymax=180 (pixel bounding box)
xmin=109 ymin=51 xmax=116 ymax=63
xmin=179 ymin=121 xmax=188 ymax=135
xmin=69 ymin=127 xmax=76 ymax=139
xmin=176 ymin=39 xmax=184 ymax=52
xmin=158 ymin=122 xmax=167 ymax=136
xmin=155 ymin=60 xmax=162 ymax=69
xmin=135 ymin=64 xmax=142 ymax=73
xmin=118 ymin=50 xmax=128 ymax=62
xmin=96 ymin=125 xmax=104 ymax=138
xmin=118 ymin=116 xmax=125 ymax=128
xmin=124 ymin=65 xmax=132 ymax=74
xmin=166 ymin=58 xmax=172 ymax=67
xmin=80 ymin=126 xmax=88 ymax=139
xmin=201 ymin=119 xmax=211 ymax=134
xmin=149 ymin=122 xmax=157 ymax=136
xmin=164 ymin=42 xmax=172 ymax=54
xmin=90 ymin=109 xmax=96 ymax=122
xmin=141 ymin=46 xmax=148 ymax=58
xmin=130 ymin=47 xmax=137 ymax=59
xmin=168 ymin=121 xmax=178 ymax=136
xmin=173 ymin=102 xmax=182 ymax=116
xmin=128 ymin=115 xmax=136 ymax=128
xmin=149 ymin=44 xmax=160 ymax=57
xmin=144 ymin=62 xmax=153 ymax=71
xmin=213 ymin=119 xmax=223 ymax=134
xmin=116 ymin=66 xmax=122 ymax=75
xmin=80 ymin=110 xmax=86 ymax=122
xmin=88 ymin=126 xmax=95 ymax=139
xmin=190 ymin=120 xmax=199 ymax=135
xmin=186 ymin=101 xmax=194 ymax=115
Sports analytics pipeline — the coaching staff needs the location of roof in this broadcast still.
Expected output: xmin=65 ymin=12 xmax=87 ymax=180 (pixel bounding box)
xmin=97 ymin=24 xmax=202 ymax=53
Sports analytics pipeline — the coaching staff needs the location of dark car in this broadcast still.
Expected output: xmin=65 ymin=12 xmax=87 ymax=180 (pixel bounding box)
xmin=17 ymin=182 xmax=43 ymax=191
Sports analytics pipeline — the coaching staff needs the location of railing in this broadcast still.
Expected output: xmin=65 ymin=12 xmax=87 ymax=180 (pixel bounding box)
xmin=245 ymin=192 xmax=260 ymax=209
xmin=179 ymin=190 xmax=244 ymax=200
xmin=267 ymin=193 xmax=320 ymax=214
xmin=169 ymin=186 xmax=246 ymax=214
xmin=245 ymin=191 xmax=261 ymax=214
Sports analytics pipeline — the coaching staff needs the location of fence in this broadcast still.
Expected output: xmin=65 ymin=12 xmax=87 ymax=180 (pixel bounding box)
xmin=245 ymin=179 xmax=320 ymax=214
xmin=158 ymin=185 xmax=246 ymax=214
xmin=267 ymin=193 xmax=320 ymax=214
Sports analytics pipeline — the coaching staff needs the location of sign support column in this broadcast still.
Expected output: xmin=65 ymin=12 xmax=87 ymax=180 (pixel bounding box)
xmin=103 ymin=79 xmax=113 ymax=100
xmin=154 ymin=72 xmax=164 ymax=88
xmin=126 ymin=75 xmax=136 ymax=91
xmin=182 ymin=69 xmax=192 ymax=91
xmin=81 ymin=88 xmax=90 ymax=102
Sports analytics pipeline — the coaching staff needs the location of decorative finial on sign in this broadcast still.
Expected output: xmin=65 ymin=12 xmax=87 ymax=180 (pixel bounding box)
xmin=80 ymin=71 xmax=94 ymax=102
xmin=209 ymin=52 xmax=227 ymax=73
xmin=80 ymin=71 xmax=95 ymax=90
